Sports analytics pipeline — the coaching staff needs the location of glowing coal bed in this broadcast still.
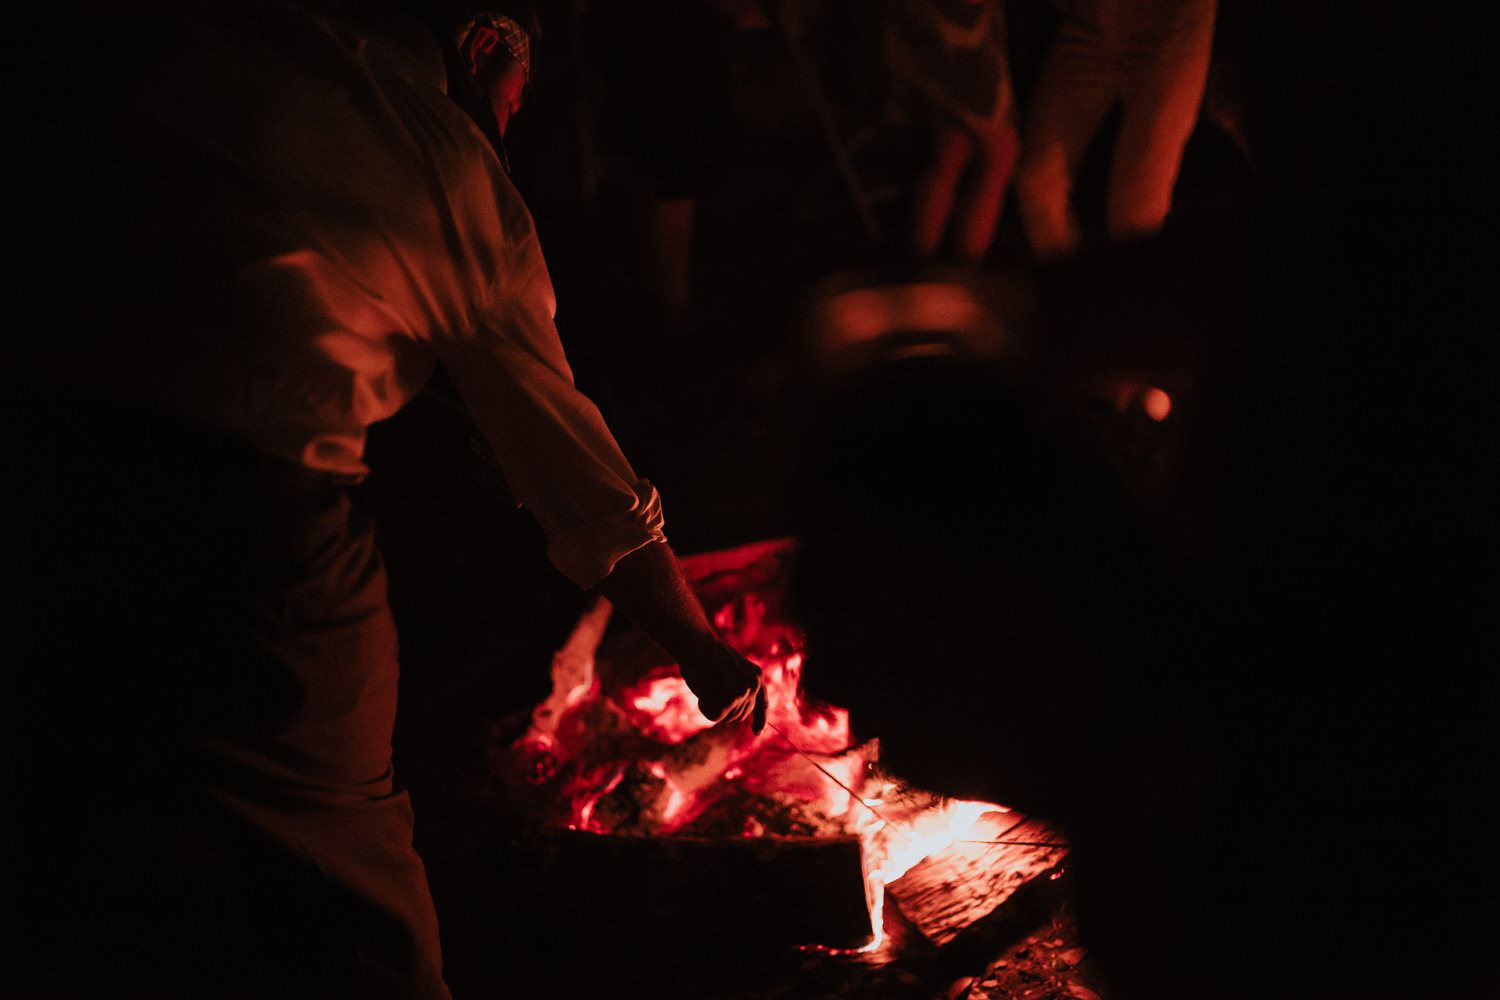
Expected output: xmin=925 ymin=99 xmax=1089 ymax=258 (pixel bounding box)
xmin=498 ymin=539 xmax=1068 ymax=960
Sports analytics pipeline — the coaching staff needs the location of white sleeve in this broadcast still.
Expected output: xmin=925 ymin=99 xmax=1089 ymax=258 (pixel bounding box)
xmin=436 ymin=181 xmax=666 ymax=589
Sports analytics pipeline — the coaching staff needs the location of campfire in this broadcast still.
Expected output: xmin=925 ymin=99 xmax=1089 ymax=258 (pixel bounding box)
xmin=498 ymin=539 xmax=1068 ymax=959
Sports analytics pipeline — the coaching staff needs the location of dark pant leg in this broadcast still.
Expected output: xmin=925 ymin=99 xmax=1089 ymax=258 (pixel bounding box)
xmin=1 ymin=385 xmax=445 ymax=999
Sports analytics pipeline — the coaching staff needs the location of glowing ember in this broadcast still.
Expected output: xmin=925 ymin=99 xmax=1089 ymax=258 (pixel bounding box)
xmin=627 ymin=675 xmax=708 ymax=744
xmin=512 ymin=540 xmax=1021 ymax=951
xmin=1143 ymin=386 xmax=1172 ymax=421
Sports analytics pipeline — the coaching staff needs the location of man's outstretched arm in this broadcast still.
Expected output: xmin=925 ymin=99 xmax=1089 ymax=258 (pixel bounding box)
xmin=593 ymin=540 xmax=767 ymax=733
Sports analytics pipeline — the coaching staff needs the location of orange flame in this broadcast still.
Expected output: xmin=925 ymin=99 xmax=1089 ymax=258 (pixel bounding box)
xmin=517 ymin=580 xmax=1009 ymax=951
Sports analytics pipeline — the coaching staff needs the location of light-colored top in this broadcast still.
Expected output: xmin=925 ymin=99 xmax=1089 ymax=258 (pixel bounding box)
xmin=40 ymin=1 xmax=662 ymax=588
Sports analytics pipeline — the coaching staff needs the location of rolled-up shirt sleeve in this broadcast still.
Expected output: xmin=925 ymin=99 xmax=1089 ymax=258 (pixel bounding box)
xmin=436 ymin=179 xmax=665 ymax=589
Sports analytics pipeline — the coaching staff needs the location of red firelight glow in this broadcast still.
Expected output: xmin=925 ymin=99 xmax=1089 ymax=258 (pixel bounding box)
xmin=1143 ymin=387 xmax=1171 ymax=421
xmin=513 ymin=543 xmax=1027 ymax=952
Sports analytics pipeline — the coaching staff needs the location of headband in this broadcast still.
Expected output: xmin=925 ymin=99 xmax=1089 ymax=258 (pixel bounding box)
xmin=458 ymin=12 xmax=532 ymax=83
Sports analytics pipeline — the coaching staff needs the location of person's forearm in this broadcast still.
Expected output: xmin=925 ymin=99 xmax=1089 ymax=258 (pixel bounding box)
xmin=591 ymin=540 xmax=718 ymax=662
xmin=597 ymin=539 xmax=765 ymax=730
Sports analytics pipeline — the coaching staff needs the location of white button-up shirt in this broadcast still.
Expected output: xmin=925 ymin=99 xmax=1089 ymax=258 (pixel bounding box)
xmin=38 ymin=2 xmax=663 ymax=588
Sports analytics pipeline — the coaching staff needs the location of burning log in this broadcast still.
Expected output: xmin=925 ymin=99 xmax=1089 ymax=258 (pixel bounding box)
xmin=490 ymin=538 xmax=1071 ymax=962
xmin=520 ymin=828 xmax=875 ymax=952
xmin=885 ymin=811 xmax=1067 ymax=949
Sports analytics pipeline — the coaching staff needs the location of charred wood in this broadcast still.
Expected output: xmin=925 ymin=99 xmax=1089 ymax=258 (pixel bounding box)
xmin=501 ymin=828 xmax=874 ymax=953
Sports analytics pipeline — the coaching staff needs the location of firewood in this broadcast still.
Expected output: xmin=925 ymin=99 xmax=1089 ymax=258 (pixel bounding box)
xmin=511 ymin=828 xmax=875 ymax=952
xmin=885 ymin=812 xmax=1067 ymax=948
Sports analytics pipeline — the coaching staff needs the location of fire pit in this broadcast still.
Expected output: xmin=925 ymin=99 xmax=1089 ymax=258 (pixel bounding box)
xmin=489 ymin=539 xmax=1068 ymax=964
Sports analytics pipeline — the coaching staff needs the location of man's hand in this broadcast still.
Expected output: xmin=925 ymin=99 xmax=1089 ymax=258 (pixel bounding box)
xmin=677 ymin=639 xmax=767 ymax=733
xmin=592 ymin=541 xmax=768 ymax=734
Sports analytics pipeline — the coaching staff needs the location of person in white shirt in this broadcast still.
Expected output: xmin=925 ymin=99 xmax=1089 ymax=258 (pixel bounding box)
xmin=1 ymin=3 xmax=762 ymax=996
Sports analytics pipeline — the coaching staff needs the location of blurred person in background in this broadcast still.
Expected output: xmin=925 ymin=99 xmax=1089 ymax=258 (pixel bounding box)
xmin=1013 ymin=0 xmax=1216 ymax=258
xmin=584 ymin=0 xmax=769 ymax=335
xmin=790 ymin=1 xmax=1497 ymax=996
xmin=884 ymin=0 xmax=1022 ymax=262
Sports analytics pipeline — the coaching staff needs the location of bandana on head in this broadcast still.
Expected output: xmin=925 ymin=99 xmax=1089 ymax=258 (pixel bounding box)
xmin=458 ymin=12 xmax=532 ymax=84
